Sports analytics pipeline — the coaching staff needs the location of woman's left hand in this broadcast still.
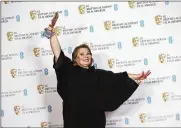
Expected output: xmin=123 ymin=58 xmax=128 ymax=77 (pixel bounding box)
xmin=134 ymin=70 xmax=151 ymax=80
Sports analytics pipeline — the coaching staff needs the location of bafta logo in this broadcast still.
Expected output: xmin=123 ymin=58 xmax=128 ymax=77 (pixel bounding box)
xmin=54 ymin=26 xmax=62 ymax=36
xmin=41 ymin=122 xmax=48 ymax=128
xmin=3 ymin=0 xmax=9 ymax=4
xmin=78 ymin=5 xmax=85 ymax=14
xmin=14 ymin=105 xmax=21 ymax=115
xmin=7 ymin=32 xmax=14 ymax=41
xmin=155 ymin=15 xmax=162 ymax=25
xmin=162 ymin=92 xmax=169 ymax=102
xmin=158 ymin=54 xmax=166 ymax=63
xmin=128 ymin=1 xmax=136 ymax=8
xmin=104 ymin=21 xmax=112 ymax=30
xmin=132 ymin=37 xmax=139 ymax=47
xmin=139 ymin=113 xmax=147 ymax=123
xmin=37 ymin=85 xmax=45 ymax=94
xmin=30 ymin=10 xmax=37 ymax=20
xmin=10 ymin=69 xmax=17 ymax=78
xmin=33 ymin=48 xmax=40 ymax=57
xmin=108 ymin=59 xmax=115 ymax=68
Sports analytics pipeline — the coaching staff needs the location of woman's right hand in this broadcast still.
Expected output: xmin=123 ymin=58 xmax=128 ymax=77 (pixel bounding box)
xmin=45 ymin=25 xmax=56 ymax=38
xmin=47 ymin=25 xmax=55 ymax=32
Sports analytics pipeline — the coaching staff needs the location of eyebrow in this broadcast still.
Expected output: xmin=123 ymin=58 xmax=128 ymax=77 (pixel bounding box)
xmin=79 ymin=52 xmax=90 ymax=54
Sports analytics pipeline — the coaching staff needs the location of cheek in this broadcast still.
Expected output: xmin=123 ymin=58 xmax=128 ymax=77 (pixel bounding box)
xmin=76 ymin=56 xmax=82 ymax=62
xmin=76 ymin=58 xmax=80 ymax=62
xmin=88 ymin=55 xmax=91 ymax=58
xmin=78 ymin=56 xmax=83 ymax=61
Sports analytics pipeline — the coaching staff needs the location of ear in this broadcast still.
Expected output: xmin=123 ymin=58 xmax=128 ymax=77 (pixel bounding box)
xmin=92 ymin=58 xmax=94 ymax=63
xmin=91 ymin=58 xmax=94 ymax=66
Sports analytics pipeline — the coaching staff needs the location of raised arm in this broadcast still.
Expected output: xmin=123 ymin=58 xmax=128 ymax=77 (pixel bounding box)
xmin=49 ymin=27 xmax=61 ymax=62
xmin=44 ymin=12 xmax=61 ymax=62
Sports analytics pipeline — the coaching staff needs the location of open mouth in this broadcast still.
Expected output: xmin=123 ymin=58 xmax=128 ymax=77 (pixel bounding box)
xmin=83 ymin=59 xmax=89 ymax=62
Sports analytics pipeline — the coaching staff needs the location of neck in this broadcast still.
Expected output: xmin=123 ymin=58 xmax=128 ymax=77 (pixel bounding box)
xmin=78 ymin=64 xmax=89 ymax=69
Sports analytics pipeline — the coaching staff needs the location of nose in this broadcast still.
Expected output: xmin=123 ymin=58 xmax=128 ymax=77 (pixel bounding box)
xmin=83 ymin=54 xmax=89 ymax=58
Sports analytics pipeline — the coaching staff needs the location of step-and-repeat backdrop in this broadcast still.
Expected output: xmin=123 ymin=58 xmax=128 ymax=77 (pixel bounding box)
xmin=1 ymin=1 xmax=181 ymax=127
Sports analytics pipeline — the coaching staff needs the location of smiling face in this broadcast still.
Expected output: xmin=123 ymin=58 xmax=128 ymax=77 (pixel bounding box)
xmin=75 ymin=48 xmax=92 ymax=68
xmin=72 ymin=44 xmax=92 ymax=68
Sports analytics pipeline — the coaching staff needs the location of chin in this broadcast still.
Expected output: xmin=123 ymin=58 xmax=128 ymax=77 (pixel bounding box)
xmin=84 ymin=64 xmax=91 ymax=67
xmin=82 ymin=63 xmax=91 ymax=67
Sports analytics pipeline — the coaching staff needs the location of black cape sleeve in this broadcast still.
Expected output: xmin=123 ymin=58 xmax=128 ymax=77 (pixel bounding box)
xmin=96 ymin=69 xmax=139 ymax=112
xmin=53 ymin=50 xmax=72 ymax=72
xmin=53 ymin=50 xmax=73 ymax=100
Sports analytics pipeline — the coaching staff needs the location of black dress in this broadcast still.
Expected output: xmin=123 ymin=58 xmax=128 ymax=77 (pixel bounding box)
xmin=53 ymin=50 xmax=139 ymax=128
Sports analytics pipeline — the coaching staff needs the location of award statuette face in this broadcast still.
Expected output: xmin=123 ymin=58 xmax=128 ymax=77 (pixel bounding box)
xmin=43 ymin=12 xmax=59 ymax=39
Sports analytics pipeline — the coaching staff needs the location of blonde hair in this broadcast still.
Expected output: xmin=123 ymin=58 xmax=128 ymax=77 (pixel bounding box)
xmin=72 ymin=44 xmax=93 ymax=66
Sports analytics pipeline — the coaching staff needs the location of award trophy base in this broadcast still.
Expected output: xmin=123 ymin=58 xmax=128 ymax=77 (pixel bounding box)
xmin=43 ymin=28 xmax=55 ymax=39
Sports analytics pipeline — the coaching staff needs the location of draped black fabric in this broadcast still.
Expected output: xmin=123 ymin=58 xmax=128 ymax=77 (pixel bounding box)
xmin=53 ymin=50 xmax=139 ymax=128
xmin=95 ymin=69 xmax=138 ymax=111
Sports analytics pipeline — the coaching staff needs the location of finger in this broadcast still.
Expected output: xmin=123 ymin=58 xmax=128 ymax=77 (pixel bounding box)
xmin=46 ymin=26 xmax=53 ymax=31
xmin=141 ymin=71 xmax=144 ymax=76
xmin=145 ymin=71 xmax=151 ymax=77
xmin=135 ymin=72 xmax=144 ymax=80
xmin=52 ymin=28 xmax=55 ymax=33
xmin=147 ymin=70 xmax=151 ymax=74
xmin=147 ymin=71 xmax=151 ymax=76
xmin=141 ymin=71 xmax=151 ymax=80
xmin=140 ymin=76 xmax=146 ymax=80
xmin=138 ymin=72 xmax=144 ymax=78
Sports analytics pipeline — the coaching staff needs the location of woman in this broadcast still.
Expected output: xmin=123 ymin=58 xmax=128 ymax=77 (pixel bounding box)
xmin=45 ymin=21 xmax=151 ymax=128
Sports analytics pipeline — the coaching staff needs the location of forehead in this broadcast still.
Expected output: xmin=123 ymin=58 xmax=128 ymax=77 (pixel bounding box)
xmin=78 ymin=48 xmax=90 ymax=53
